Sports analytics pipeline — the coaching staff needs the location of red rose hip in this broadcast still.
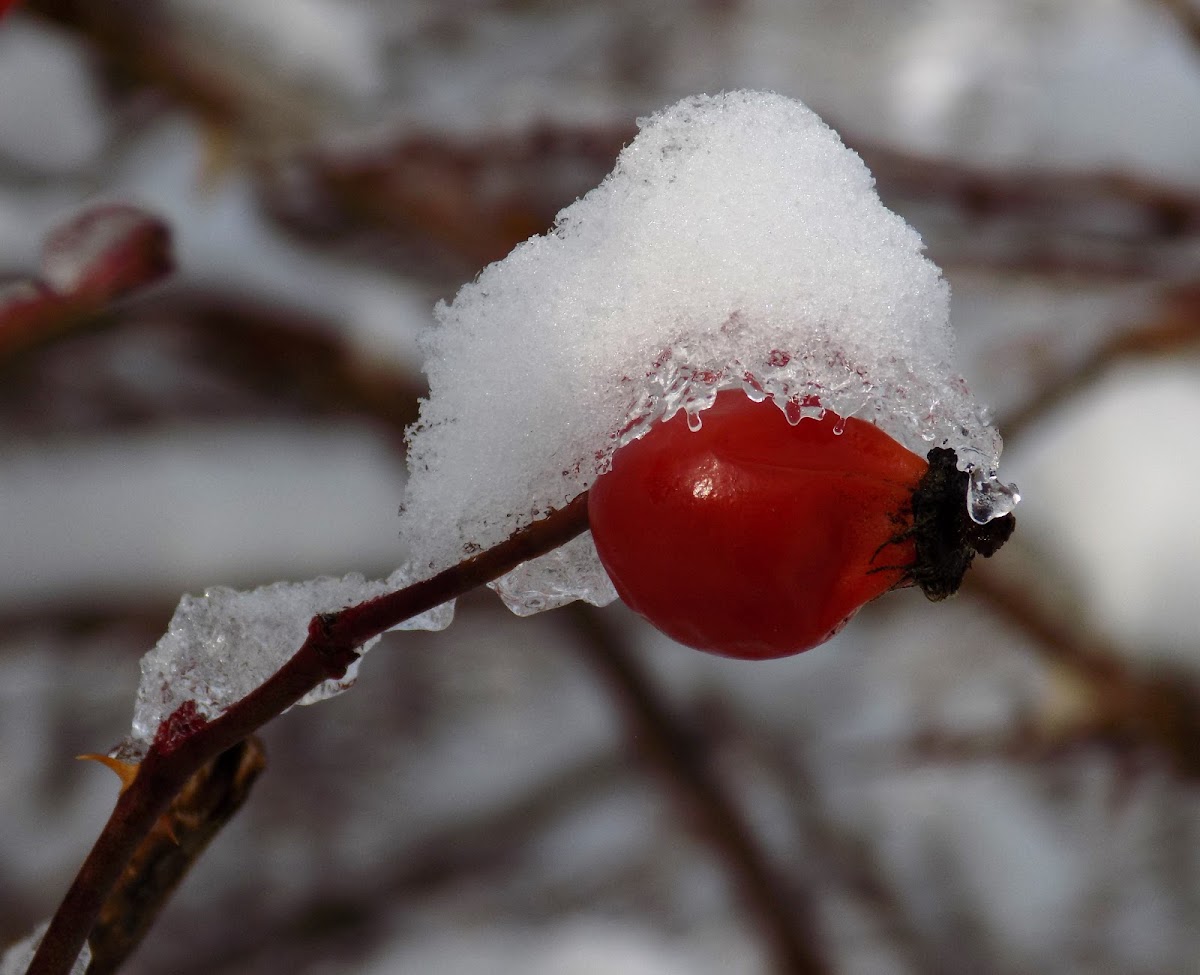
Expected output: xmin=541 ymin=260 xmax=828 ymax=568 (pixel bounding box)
xmin=589 ymin=391 xmax=934 ymax=659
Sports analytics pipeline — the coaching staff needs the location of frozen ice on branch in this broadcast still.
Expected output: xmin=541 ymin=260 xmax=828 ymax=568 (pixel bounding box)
xmin=400 ymin=90 xmax=1017 ymax=612
xmin=128 ymin=571 xmax=452 ymax=752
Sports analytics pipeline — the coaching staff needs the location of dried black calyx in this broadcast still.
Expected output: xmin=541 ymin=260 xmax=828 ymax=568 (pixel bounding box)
xmin=904 ymin=447 xmax=1016 ymax=601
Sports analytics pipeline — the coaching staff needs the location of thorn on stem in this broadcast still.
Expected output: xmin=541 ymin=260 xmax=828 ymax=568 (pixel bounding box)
xmin=77 ymin=754 xmax=140 ymax=793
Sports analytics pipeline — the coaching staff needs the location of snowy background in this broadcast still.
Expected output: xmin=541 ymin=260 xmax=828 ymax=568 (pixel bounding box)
xmin=2 ymin=1 xmax=1200 ymax=973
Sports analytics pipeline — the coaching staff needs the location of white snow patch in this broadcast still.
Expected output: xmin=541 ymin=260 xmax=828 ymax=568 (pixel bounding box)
xmin=0 ymin=19 xmax=108 ymax=172
xmin=889 ymin=0 xmax=1200 ymax=186
xmin=400 ymin=91 xmax=1009 ymax=611
xmin=165 ymin=0 xmax=384 ymax=99
xmin=1007 ymin=361 xmax=1200 ymax=663
xmin=0 ymin=422 xmax=410 ymax=611
xmin=0 ymin=641 xmax=127 ymax=895
xmin=869 ymin=765 xmax=1087 ymax=965
xmin=358 ymin=919 xmax=758 ymax=975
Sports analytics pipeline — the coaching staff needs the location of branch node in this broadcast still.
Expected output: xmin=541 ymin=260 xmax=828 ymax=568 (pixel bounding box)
xmin=151 ymin=701 xmax=209 ymax=756
xmin=308 ymin=612 xmax=361 ymax=679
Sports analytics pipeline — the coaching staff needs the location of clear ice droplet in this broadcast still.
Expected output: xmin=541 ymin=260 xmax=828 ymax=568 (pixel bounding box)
xmin=967 ymin=468 xmax=1021 ymax=524
xmin=741 ymin=379 xmax=768 ymax=402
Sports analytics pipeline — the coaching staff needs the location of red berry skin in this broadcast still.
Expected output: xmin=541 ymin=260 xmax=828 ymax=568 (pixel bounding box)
xmin=589 ymin=391 xmax=928 ymax=659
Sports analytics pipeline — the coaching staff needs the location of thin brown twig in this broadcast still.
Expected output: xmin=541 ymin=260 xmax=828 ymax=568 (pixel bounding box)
xmin=85 ymin=738 xmax=266 ymax=975
xmin=966 ymin=565 xmax=1200 ymax=780
xmin=28 ymin=494 xmax=591 ymax=975
xmin=759 ymin=735 xmax=972 ymax=975
xmin=258 ymin=125 xmax=630 ymax=273
xmin=856 ymin=140 xmax=1200 ymax=238
xmin=565 ymin=603 xmax=830 ymax=975
xmin=256 ymin=119 xmax=1200 ymax=280
xmin=127 ymin=290 xmax=427 ymax=434
xmin=0 ymin=289 xmax=426 ymax=447
xmin=999 ymin=282 xmax=1200 ymax=440
xmin=1151 ymin=0 xmax=1200 ymax=54
xmin=24 ymin=0 xmax=269 ymax=133
xmin=160 ymin=750 xmax=628 ymax=975
xmin=1 ymin=205 xmax=173 ymax=367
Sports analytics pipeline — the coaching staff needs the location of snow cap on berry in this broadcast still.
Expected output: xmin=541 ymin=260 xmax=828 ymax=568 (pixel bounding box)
xmin=400 ymin=90 xmax=1015 ymax=612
